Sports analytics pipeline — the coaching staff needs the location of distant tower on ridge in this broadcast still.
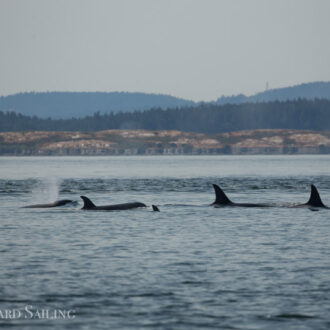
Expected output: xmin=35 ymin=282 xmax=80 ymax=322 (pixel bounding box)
xmin=265 ymin=81 xmax=269 ymax=91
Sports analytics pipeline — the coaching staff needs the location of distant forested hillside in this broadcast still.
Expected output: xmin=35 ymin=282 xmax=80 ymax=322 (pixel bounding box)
xmin=0 ymin=92 xmax=195 ymax=119
xmin=1 ymin=99 xmax=329 ymax=133
xmin=1 ymin=82 xmax=329 ymax=120
xmin=217 ymin=81 xmax=330 ymax=105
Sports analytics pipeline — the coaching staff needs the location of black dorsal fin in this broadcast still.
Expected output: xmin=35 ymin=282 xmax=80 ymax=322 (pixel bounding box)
xmin=212 ymin=184 xmax=232 ymax=205
xmin=80 ymin=196 xmax=96 ymax=209
xmin=306 ymin=185 xmax=326 ymax=207
xmin=152 ymin=205 xmax=160 ymax=212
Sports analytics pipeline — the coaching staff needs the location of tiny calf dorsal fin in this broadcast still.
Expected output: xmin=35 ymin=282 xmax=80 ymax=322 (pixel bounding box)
xmin=80 ymin=196 xmax=96 ymax=209
xmin=212 ymin=184 xmax=232 ymax=205
xmin=152 ymin=205 xmax=160 ymax=212
xmin=306 ymin=185 xmax=326 ymax=207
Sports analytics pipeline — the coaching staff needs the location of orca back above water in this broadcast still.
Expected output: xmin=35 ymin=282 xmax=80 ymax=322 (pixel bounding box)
xmin=80 ymin=196 xmax=147 ymax=211
xmin=211 ymin=184 xmax=270 ymax=208
xmin=294 ymin=184 xmax=329 ymax=209
xmin=211 ymin=183 xmax=328 ymax=209
xmin=23 ymin=199 xmax=74 ymax=208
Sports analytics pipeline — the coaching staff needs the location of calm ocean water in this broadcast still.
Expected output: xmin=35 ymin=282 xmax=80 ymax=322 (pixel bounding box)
xmin=0 ymin=155 xmax=329 ymax=329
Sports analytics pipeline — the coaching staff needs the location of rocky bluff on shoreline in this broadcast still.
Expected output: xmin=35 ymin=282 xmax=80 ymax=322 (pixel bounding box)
xmin=1 ymin=129 xmax=330 ymax=156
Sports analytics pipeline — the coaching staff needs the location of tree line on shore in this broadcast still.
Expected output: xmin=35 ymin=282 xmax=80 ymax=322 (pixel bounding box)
xmin=0 ymin=99 xmax=329 ymax=133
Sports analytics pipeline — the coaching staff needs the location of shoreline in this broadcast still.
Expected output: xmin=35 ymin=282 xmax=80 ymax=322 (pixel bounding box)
xmin=1 ymin=129 xmax=330 ymax=156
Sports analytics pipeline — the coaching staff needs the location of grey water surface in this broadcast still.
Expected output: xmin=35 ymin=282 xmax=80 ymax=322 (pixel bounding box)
xmin=0 ymin=155 xmax=329 ymax=329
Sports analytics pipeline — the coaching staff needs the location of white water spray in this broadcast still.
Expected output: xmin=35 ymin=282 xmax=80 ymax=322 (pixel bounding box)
xmin=31 ymin=177 xmax=61 ymax=203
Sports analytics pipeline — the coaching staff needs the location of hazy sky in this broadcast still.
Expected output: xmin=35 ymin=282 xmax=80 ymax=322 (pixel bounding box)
xmin=1 ymin=0 xmax=330 ymax=101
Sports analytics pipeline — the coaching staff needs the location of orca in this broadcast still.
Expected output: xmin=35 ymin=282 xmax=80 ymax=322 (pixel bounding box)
xmin=152 ymin=205 xmax=160 ymax=212
xmin=23 ymin=199 xmax=74 ymax=208
xmin=293 ymin=184 xmax=329 ymax=209
xmin=80 ymin=196 xmax=147 ymax=211
xmin=211 ymin=184 xmax=270 ymax=208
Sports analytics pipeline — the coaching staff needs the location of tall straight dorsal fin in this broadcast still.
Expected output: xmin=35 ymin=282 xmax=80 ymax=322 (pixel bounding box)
xmin=80 ymin=196 xmax=96 ymax=209
xmin=212 ymin=184 xmax=232 ymax=205
xmin=306 ymin=185 xmax=326 ymax=207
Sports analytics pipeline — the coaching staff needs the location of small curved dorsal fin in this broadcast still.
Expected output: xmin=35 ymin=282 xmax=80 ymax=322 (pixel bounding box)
xmin=306 ymin=185 xmax=325 ymax=207
xmin=152 ymin=205 xmax=160 ymax=212
xmin=80 ymin=196 xmax=96 ymax=209
xmin=212 ymin=184 xmax=232 ymax=205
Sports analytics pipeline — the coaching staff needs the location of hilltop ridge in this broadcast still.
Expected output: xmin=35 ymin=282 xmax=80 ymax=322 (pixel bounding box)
xmin=217 ymin=81 xmax=330 ymax=104
xmin=0 ymin=82 xmax=330 ymax=119
xmin=0 ymin=91 xmax=195 ymax=119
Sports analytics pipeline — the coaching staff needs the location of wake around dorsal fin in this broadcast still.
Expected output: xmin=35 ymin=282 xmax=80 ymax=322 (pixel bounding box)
xmin=80 ymin=196 xmax=96 ymax=209
xmin=212 ymin=184 xmax=232 ymax=205
xmin=306 ymin=185 xmax=326 ymax=207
